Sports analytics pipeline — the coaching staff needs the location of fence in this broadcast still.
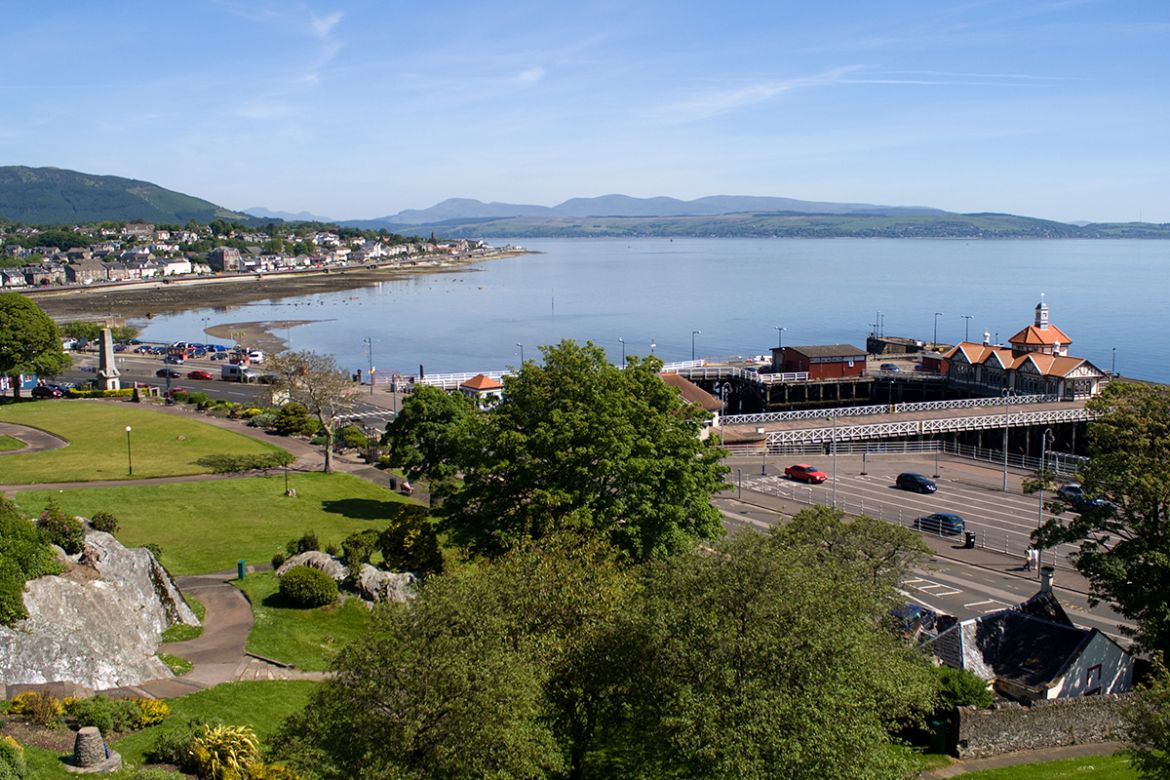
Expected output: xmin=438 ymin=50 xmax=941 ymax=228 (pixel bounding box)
xmin=722 ymin=394 xmax=1060 ymax=426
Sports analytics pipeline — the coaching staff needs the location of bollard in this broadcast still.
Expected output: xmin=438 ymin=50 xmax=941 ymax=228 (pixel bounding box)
xmin=237 ymin=559 xmax=246 ymax=580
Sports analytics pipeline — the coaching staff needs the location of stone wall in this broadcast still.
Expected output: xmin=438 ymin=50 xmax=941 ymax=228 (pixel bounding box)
xmin=957 ymin=694 xmax=1130 ymax=758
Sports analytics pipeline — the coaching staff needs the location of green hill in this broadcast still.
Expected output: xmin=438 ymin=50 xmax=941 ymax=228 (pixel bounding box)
xmin=0 ymin=166 xmax=256 ymax=225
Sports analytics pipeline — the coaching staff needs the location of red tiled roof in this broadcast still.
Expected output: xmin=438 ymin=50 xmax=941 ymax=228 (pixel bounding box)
xmin=460 ymin=373 xmax=503 ymax=391
xmin=1008 ymin=324 xmax=1072 ymax=347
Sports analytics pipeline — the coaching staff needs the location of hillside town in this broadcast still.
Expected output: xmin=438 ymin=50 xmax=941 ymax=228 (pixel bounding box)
xmin=0 ymin=221 xmax=503 ymax=289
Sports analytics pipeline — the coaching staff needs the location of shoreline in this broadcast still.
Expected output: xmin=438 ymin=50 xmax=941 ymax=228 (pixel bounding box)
xmin=22 ymin=249 xmax=530 ymax=322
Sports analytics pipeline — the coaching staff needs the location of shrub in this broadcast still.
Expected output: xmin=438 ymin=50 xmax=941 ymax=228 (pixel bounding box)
xmin=247 ymin=413 xmax=276 ymax=429
xmin=183 ymin=391 xmax=211 ymax=407
xmin=146 ymin=718 xmax=204 ymax=767
xmin=271 ymin=552 xmax=287 ymax=570
xmin=188 ymin=723 xmax=260 ymax=780
xmin=934 ymin=666 xmax=994 ymax=710
xmin=72 ymin=694 xmax=142 ymax=733
xmin=240 ymin=407 xmax=266 ymax=419
xmin=37 ymin=499 xmax=85 ymax=554
xmin=245 ymin=762 xmax=303 ymax=780
xmin=285 ymin=532 xmax=319 ymax=557
xmin=336 ymin=424 xmax=368 ymax=451
xmin=342 ymin=529 xmax=380 ymax=567
xmin=89 ymin=511 xmax=119 ymax=534
xmin=377 ymin=509 xmax=443 ymax=576
xmin=0 ymin=559 xmax=28 ymax=627
xmin=273 ymin=403 xmax=315 ymax=437
xmin=135 ymin=698 xmax=171 ymax=727
xmin=324 ymin=543 xmax=339 ymax=557
xmin=9 ymin=690 xmax=62 ymax=727
xmin=144 ymin=543 xmax=164 ymax=561
xmin=66 ymin=388 xmax=135 ymax=399
xmin=278 ymin=566 xmax=338 ymax=608
xmin=0 ymin=735 xmax=25 ymax=780
xmin=0 ymin=498 xmax=58 ymax=580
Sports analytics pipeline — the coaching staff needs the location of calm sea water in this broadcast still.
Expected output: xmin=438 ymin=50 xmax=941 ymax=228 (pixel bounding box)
xmin=135 ymin=238 xmax=1170 ymax=383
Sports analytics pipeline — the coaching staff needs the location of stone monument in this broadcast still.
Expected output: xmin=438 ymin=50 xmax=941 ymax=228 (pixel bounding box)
xmin=66 ymin=726 xmax=121 ymax=773
xmin=97 ymin=327 xmax=120 ymax=391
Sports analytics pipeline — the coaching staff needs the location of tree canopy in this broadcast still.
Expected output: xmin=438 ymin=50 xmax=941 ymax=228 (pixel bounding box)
xmin=1035 ymin=380 xmax=1170 ymax=656
xmin=402 ymin=340 xmax=727 ymax=562
xmin=380 ymin=383 xmax=473 ymax=490
xmin=0 ymin=292 xmax=69 ymax=387
xmin=272 ymin=513 xmax=934 ymax=780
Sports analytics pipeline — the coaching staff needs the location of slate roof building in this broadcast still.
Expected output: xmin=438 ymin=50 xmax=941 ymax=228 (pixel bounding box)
xmin=928 ymin=582 xmax=1133 ymax=704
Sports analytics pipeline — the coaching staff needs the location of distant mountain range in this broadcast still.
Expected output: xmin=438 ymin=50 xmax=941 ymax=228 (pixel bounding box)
xmin=3 ymin=166 xmax=1169 ymax=239
xmin=0 ymin=166 xmax=255 ymax=225
xmin=370 ymin=194 xmax=946 ymax=225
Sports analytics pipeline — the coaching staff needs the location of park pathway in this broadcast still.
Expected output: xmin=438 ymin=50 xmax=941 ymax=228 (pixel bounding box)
xmin=0 ymin=422 xmax=68 ymax=456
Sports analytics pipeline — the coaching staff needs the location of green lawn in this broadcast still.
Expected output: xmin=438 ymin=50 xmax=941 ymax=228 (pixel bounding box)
xmin=235 ymin=571 xmax=372 ymax=671
xmin=0 ymin=401 xmax=283 ymax=483
xmin=15 ymin=472 xmax=414 ymax=574
xmin=962 ymin=752 xmax=1136 ymax=779
xmin=0 ymin=434 xmax=24 ymax=451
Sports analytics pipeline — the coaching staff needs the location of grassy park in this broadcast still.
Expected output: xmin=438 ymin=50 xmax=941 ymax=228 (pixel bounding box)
xmin=16 ymin=472 xmax=413 ymax=575
xmin=0 ymin=434 xmax=24 ymax=451
xmin=0 ymin=401 xmax=283 ymax=483
xmin=235 ymin=571 xmax=373 ymax=670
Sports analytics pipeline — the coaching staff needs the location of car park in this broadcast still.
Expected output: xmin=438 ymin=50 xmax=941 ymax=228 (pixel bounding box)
xmin=186 ymin=369 xmax=214 ymax=380
xmin=914 ymin=512 xmax=966 ymax=536
xmin=896 ymin=472 xmax=937 ymax=493
xmin=156 ymin=368 xmax=181 ymax=378
xmin=785 ymin=464 xmax=828 ymax=483
xmin=31 ymin=385 xmax=65 ymax=398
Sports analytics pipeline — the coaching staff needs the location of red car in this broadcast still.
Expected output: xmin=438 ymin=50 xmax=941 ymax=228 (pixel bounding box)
xmin=187 ymin=369 xmax=214 ymax=380
xmin=785 ymin=464 xmax=828 ymax=484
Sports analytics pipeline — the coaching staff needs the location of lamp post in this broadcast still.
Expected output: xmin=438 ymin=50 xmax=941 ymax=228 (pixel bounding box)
xmin=691 ymin=330 xmax=701 ymax=361
xmin=1001 ymin=388 xmax=1015 ymax=492
xmin=1038 ymin=428 xmax=1054 ymax=528
xmin=362 ymin=337 xmax=374 ymax=396
xmin=933 ymin=312 xmax=944 ymax=348
xmin=775 ymin=326 xmax=785 ymax=350
xmin=650 ymin=339 xmax=656 ymax=354
xmin=618 ymin=337 xmax=625 ymax=365
xmin=1111 ymin=347 xmax=1117 ymax=376
xmin=516 ymin=343 xmax=525 ymax=364
xmin=961 ymin=314 xmax=973 ymax=342
xmin=124 ymin=425 xmax=133 ymax=476
xmin=828 ymin=415 xmax=838 ymax=509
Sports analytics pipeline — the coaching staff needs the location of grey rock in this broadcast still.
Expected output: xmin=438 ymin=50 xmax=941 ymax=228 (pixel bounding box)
xmin=276 ymin=551 xmax=348 ymax=582
xmin=356 ymin=564 xmax=417 ymax=603
xmin=0 ymin=531 xmax=199 ymax=690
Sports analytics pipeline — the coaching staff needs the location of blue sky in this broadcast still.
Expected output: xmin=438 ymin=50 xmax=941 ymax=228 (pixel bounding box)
xmin=2 ymin=0 xmax=1167 ymax=222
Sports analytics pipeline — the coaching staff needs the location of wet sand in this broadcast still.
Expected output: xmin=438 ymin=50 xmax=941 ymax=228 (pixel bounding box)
xmin=203 ymin=320 xmax=325 ymax=354
xmin=24 ymin=250 xmax=528 ymax=323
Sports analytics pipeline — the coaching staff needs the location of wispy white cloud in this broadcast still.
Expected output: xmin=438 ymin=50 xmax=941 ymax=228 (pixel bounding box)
xmin=657 ymin=66 xmax=864 ymax=122
xmin=516 ymin=66 xmax=545 ymax=85
xmin=309 ymin=10 xmax=343 ymax=39
xmin=215 ymin=2 xmax=345 ymax=85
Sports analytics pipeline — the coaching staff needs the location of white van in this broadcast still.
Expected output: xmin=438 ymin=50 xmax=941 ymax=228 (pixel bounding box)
xmin=221 ymin=364 xmax=258 ymax=383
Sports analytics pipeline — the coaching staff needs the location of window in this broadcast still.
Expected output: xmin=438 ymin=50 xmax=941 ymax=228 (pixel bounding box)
xmin=1085 ymin=664 xmax=1102 ymax=695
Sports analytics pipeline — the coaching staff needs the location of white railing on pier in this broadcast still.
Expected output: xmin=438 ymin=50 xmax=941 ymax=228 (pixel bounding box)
xmin=674 ymin=365 xmax=808 ymax=384
xmin=722 ymin=394 xmax=1060 ymax=426
xmin=659 ymin=360 xmax=705 ymax=372
xmin=416 ymin=371 xmax=506 ymax=390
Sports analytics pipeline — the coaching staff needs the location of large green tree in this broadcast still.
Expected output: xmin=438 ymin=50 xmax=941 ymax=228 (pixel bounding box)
xmin=440 ymin=340 xmax=727 ymax=562
xmin=636 ymin=522 xmax=937 ymax=780
xmin=1035 ymin=381 xmax=1170 ymax=655
xmin=1124 ymin=657 xmax=1170 ymax=779
xmin=381 ymin=383 xmax=474 ymax=492
xmin=0 ymin=292 xmax=69 ymax=396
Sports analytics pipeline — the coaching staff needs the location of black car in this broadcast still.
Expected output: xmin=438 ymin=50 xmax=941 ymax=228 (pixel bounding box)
xmin=1058 ymin=483 xmax=1116 ymax=514
xmin=156 ymin=368 xmax=182 ymax=378
xmin=914 ymin=512 xmax=966 ymax=536
xmin=896 ymin=472 xmax=937 ymax=493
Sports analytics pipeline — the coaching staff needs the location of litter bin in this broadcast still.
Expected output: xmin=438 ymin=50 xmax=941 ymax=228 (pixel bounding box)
xmin=388 ymin=476 xmax=397 ymax=490
xmin=237 ymin=559 xmax=247 ymax=580
xmin=964 ymin=531 xmax=976 ymax=549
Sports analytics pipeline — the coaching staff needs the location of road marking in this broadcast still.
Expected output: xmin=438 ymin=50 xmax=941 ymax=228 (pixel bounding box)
xmin=902 ymin=577 xmax=961 ymax=597
xmin=963 ymin=599 xmax=998 ymax=609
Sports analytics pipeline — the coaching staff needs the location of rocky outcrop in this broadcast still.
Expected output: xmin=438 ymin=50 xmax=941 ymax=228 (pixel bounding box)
xmin=276 ymin=551 xmax=348 ymax=582
xmin=355 ymin=564 xmax=417 ymax=604
xmin=0 ymin=531 xmax=199 ymax=691
xmin=276 ymin=552 xmax=417 ymax=604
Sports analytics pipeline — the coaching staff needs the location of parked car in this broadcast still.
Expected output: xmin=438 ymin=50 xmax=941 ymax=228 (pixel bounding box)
xmin=879 ymin=363 xmax=902 ymax=373
xmin=31 ymin=385 xmax=65 ymax=398
xmin=187 ymin=369 xmax=214 ymax=380
xmin=133 ymin=345 xmax=153 ymax=354
xmin=163 ymin=355 xmax=185 ymax=365
xmin=785 ymin=464 xmax=828 ymax=483
xmin=156 ymin=368 xmax=181 ymax=378
xmin=1057 ymin=483 xmax=1115 ymax=513
xmin=914 ymin=512 xmax=966 ymax=536
xmin=210 ymin=352 xmax=230 ymax=361
xmin=896 ymin=472 xmax=937 ymax=493
xmin=113 ymin=343 xmax=127 ymax=352
xmin=163 ymin=386 xmax=188 ymax=398
xmin=191 ymin=348 xmax=207 ymax=359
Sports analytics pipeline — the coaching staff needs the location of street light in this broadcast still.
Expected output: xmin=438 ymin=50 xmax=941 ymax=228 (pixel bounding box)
xmin=124 ymin=425 xmax=133 ymax=476
xmin=650 ymin=338 xmax=656 ymax=354
xmin=775 ymin=326 xmax=785 ymax=350
xmin=362 ymin=337 xmax=374 ymax=396
xmin=618 ymin=337 xmax=625 ymax=365
xmin=933 ymin=312 xmax=944 ymax=348
xmin=828 ymin=415 xmax=838 ymax=509
xmin=1111 ymin=347 xmax=1117 ymax=376
xmin=1038 ymin=428 xmax=1055 ymax=528
xmin=961 ymin=314 xmax=973 ymax=342
xmin=1001 ymin=388 xmax=1016 ymax=492
xmin=516 ymin=343 xmax=525 ymax=364
xmin=691 ymin=329 xmax=701 ymax=361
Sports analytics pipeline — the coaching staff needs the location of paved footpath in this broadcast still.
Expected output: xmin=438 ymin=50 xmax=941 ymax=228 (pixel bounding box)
xmin=921 ymin=741 xmax=1127 ymax=778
